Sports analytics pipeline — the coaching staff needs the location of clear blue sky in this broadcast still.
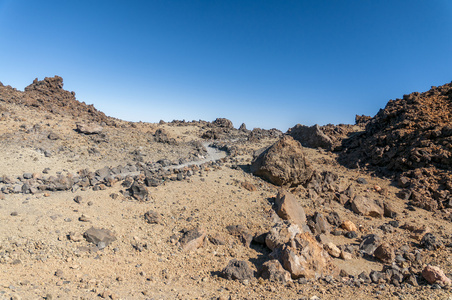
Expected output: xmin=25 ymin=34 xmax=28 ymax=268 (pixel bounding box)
xmin=1 ymin=1 xmax=451 ymax=130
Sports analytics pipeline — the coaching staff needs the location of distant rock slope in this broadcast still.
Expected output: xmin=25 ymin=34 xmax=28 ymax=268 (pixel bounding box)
xmin=0 ymin=76 xmax=112 ymax=124
xmin=340 ymin=82 xmax=452 ymax=210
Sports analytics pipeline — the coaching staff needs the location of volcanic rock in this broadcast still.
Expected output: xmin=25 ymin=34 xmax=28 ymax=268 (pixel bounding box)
xmin=422 ymin=265 xmax=451 ymax=285
xmin=76 ymin=123 xmax=103 ymax=134
xmin=220 ymin=259 xmax=254 ymax=281
xmin=250 ymin=135 xmax=313 ymax=187
xmin=340 ymin=83 xmax=452 ymax=211
xmin=128 ymin=181 xmax=149 ymax=201
xmin=213 ymin=118 xmax=233 ymax=128
xmin=279 ymin=232 xmax=337 ymax=279
xmin=287 ymin=124 xmax=333 ymax=150
xmin=179 ymin=227 xmax=206 ymax=251
xmin=351 ymin=195 xmax=384 ymax=218
xmin=374 ymin=242 xmax=395 ymax=263
xmin=260 ymin=260 xmax=292 ymax=283
xmin=84 ymin=227 xmax=116 ymax=249
xmin=359 ymin=234 xmax=381 ymax=255
xmin=274 ymin=190 xmax=307 ymax=229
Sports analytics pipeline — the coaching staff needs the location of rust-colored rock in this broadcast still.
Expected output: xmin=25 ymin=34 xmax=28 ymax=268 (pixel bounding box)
xmin=274 ymin=190 xmax=307 ymax=229
xmin=279 ymin=232 xmax=337 ymax=279
xmin=422 ymin=265 xmax=451 ymax=285
xmin=250 ymin=135 xmax=313 ymax=187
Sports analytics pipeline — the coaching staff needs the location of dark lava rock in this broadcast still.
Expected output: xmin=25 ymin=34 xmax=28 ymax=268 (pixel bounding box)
xmin=359 ymin=234 xmax=381 ymax=255
xmin=421 ymin=233 xmax=442 ymax=250
xmin=220 ymin=259 xmax=254 ymax=281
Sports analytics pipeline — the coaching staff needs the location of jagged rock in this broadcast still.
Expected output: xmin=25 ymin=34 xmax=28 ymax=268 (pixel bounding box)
xmin=76 ymin=123 xmax=103 ymax=134
xmin=287 ymin=124 xmax=333 ymax=150
xmin=279 ymin=232 xmax=337 ymax=279
xmin=128 ymin=181 xmax=148 ymax=201
xmin=241 ymin=182 xmax=257 ymax=192
xmin=359 ymin=234 xmax=381 ymax=255
xmin=238 ymin=123 xmax=247 ymax=131
xmin=250 ymin=135 xmax=313 ymax=187
xmin=260 ymin=260 xmax=291 ymax=283
xmin=220 ymin=259 xmax=254 ymax=281
xmin=274 ymin=190 xmax=307 ymax=229
xmin=265 ymin=223 xmax=301 ymax=251
xmin=383 ymin=201 xmax=397 ymax=218
xmin=374 ymin=242 xmax=395 ymax=263
xmin=324 ymin=242 xmax=341 ymax=258
xmin=422 ymin=265 xmax=451 ymax=285
xmin=339 ymin=83 xmax=452 ymax=211
xmin=180 ymin=228 xmax=206 ymax=251
xmin=351 ymin=195 xmax=384 ymax=218
xmin=312 ymin=212 xmax=330 ymax=234
xmin=226 ymin=225 xmax=253 ymax=247
xmin=421 ymin=233 xmax=442 ymax=250
xmin=84 ymin=227 xmax=116 ymax=249
xmin=213 ymin=118 xmax=233 ymax=128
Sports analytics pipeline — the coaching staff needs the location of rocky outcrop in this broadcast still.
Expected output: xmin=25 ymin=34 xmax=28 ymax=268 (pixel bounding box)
xmin=0 ymin=76 xmax=112 ymax=124
xmin=287 ymin=124 xmax=333 ymax=150
xmin=250 ymin=136 xmax=313 ymax=187
xmin=339 ymin=82 xmax=452 ymax=210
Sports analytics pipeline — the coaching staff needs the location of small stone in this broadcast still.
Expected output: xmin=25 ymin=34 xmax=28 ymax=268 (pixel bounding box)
xmin=241 ymin=182 xmax=257 ymax=192
xmin=374 ymin=242 xmax=395 ymax=263
xmin=341 ymin=220 xmax=358 ymax=232
xmin=422 ymin=265 xmax=451 ymax=285
xmin=144 ymin=210 xmax=161 ymax=224
xmin=180 ymin=227 xmax=206 ymax=251
xmin=324 ymin=242 xmax=341 ymax=258
xmin=78 ymin=214 xmax=90 ymax=222
xmin=73 ymin=196 xmax=82 ymax=204
xmin=10 ymin=211 xmax=18 ymax=216
xmin=84 ymin=227 xmax=116 ymax=249
xmin=340 ymin=250 xmax=352 ymax=260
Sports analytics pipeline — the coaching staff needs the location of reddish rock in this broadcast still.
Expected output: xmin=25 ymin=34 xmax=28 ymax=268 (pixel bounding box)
xmin=265 ymin=223 xmax=301 ymax=251
xmin=250 ymin=136 xmax=313 ymax=187
xmin=279 ymin=232 xmax=337 ymax=279
xmin=374 ymin=242 xmax=395 ymax=263
xmin=422 ymin=265 xmax=451 ymax=285
xmin=274 ymin=190 xmax=307 ymax=228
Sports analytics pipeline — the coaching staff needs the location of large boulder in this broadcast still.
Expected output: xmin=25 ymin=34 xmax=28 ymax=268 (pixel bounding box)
xmin=287 ymin=124 xmax=333 ymax=150
xmin=250 ymin=136 xmax=313 ymax=187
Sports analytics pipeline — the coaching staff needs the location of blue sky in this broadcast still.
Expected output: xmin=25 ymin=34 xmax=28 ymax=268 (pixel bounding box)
xmin=0 ymin=1 xmax=451 ymax=130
